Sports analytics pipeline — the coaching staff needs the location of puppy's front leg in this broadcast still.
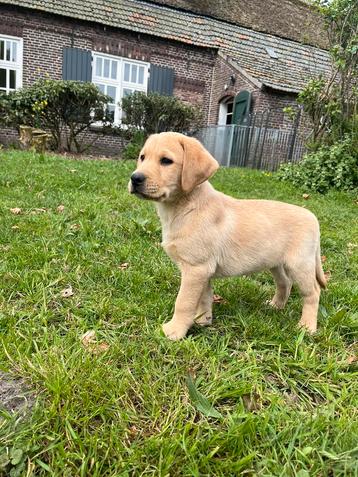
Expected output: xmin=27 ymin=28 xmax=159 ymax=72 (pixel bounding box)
xmin=195 ymin=282 xmax=213 ymax=326
xmin=163 ymin=266 xmax=210 ymax=340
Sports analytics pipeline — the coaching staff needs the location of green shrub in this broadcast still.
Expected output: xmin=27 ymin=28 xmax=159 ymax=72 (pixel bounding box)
xmin=121 ymin=130 xmax=146 ymax=161
xmin=277 ymin=137 xmax=358 ymax=193
xmin=121 ymin=92 xmax=201 ymax=136
xmin=0 ymin=79 xmax=112 ymax=152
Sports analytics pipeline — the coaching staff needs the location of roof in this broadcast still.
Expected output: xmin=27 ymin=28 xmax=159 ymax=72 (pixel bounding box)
xmin=149 ymin=0 xmax=328 ymax=49
xmin=2 ymin=0 xmax=331 ymax=93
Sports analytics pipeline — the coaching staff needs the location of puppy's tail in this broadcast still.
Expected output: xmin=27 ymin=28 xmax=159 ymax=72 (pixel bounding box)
xmin=316 ymin=244 xmax=327 ymax=289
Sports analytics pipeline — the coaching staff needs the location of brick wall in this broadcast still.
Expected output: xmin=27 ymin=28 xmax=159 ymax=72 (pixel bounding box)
xmin=0 ymin=4 xmax=215 ymax=154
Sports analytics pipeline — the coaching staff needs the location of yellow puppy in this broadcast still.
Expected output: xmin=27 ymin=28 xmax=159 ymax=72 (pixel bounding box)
xmin=129 ymin=132 xmax=326 ymax=340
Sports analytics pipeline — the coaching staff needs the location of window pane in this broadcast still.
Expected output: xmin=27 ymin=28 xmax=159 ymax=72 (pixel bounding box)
xmin=122 ymin=88 xmax=133 ymax=97
xmin=103 ymin=59 xmax=110 ymax=78
xmin=107 ymin=85 xmax=116 ymax=102
xmin=0 ymin=41 xmax=4 ymax=61
xmin=0 ymin=69 xmax=6 ymax=88
xmin=95 ymin=57 xmax=102 ymax=76
xmin=95 ymin=83 xmax=105 ymax=93
xmin=11 ymin=42 xmax=17 ymax=62
xmin=131 ymin=65 xmax=137 ymax=83
xmin=9 ymin=70 xmax=16 ymax=89
xmin=106 ymin=104 xmax=115 ymax=121
xmin=138 ymin=66 xmax=144 ymax=84
xmin=111 ymin=61 xmax=117 ymax=79
xmin=124 ymin=63 xmax=130 ymax=82
xmin=6 ymin=41 xmax=11 ymax=61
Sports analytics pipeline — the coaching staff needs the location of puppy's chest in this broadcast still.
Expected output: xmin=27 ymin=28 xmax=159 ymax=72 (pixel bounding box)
xmin=162 ymin=241 xmax=180 ymax=264
xmin=161 ymin=227 xmax=190 ymax=265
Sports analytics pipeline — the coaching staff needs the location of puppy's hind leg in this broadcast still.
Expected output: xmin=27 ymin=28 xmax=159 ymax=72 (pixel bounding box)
xmin=195 ymin=281 xmax=213 ymax=326
xmin=286 ymin=262 xmax=320 ymax=333
xmin=268 ymin=265 xmax=292 ymax=309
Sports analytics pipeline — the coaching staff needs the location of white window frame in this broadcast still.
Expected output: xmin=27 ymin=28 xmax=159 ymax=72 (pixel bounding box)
xmin=218 ymin=97 xmax=234 ymax=125
xmin=0 ymin=34 xmax=23 ymax=94
xmin=92 ymin=52 xmax=149 ymax=125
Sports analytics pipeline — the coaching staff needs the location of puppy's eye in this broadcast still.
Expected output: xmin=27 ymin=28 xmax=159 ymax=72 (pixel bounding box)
xmin=140 ymin=154 xmax=145 ymax=161
xmin=160 ymin=157 xmax=173 ymax=166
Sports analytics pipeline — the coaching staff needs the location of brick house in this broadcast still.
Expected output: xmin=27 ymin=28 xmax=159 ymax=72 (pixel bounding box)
xmin=0 ymin=0 xmax=330 ymax=155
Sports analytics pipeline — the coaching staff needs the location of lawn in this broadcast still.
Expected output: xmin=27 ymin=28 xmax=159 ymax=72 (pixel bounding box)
xmin=0 ymin=149 xmax=357 ymax=477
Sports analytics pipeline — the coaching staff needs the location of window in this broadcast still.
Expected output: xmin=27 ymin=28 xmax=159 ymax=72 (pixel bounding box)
xmin=0 ymin=35 xmax=22 ymax=94
xmin=92 ymin=53 xmax=149 ymax=124
xmin=218 ymin=97 xmax=234 ymax=125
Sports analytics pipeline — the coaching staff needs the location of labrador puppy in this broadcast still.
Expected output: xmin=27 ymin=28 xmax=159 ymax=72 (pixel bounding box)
xmin=129 ymin=132 xmax=326 ymax=340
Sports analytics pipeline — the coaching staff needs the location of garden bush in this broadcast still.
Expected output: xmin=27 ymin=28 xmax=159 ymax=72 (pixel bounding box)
xmin=1 ymin=79 xmax=112 ymax=152
xmin=120 ymin=92 xmax=201 ymax=160
xmin=121 ymin=92 xmax=201 ymax=136
xmin=120 ymin=130 xmax=146 ymax=161
xmin=277 ymin=136 xmax=358 ymax=193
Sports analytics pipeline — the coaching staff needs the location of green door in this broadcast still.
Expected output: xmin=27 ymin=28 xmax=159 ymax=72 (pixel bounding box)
xmin=232 ymin=90 xmax=251 ymax=124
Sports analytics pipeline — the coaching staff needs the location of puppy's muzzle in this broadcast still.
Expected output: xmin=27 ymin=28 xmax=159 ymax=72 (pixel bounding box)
xmin=130 ymin=172 xmax=146 ymax=192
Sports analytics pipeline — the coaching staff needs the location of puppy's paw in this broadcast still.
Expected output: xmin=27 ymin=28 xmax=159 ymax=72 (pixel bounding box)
xmin=298 ymin=320 xmax=317 ymax=334
xmin=266 ymin=298 xmax=285 ymax=310
xmin=195 ymin=315 xmax=213 ymax=326
xmin=162 ymin=320 xmax=189 ymax=341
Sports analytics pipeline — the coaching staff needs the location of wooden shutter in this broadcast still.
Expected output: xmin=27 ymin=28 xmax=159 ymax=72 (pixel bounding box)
xmin=148 ymin=64 xmax=174 ymax=96
xmin=62 ymin=48 xmax=92 ymax=82
xmin=232 ymin=90 xmax=251 ymax=124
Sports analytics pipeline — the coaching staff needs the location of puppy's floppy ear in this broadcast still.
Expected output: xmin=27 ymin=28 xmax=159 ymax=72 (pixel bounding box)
xmin=180 ymin=136 xmax=219 ymax=193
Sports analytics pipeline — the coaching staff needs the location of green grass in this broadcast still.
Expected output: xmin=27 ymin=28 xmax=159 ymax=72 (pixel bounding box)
xmin=0 ymin=150 xmax=357 ymax=477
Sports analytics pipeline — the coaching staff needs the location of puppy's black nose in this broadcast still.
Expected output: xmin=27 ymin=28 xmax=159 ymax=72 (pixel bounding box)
xmin=131 ymin=172 xmax=146 ymax=186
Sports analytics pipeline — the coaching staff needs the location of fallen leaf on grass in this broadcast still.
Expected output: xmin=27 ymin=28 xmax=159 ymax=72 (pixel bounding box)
xmin=127 ymin=425 xmax=139 ymax=437
xmin=324 ymin=270 xmax=331 ymax=281
xmin=321 ymin=255 xmax=327 ymax=262
xmin=347 ymin=243 xmax=357 ymax=255
xmin=302 ymin=193 xmax=310 ymax=199
xmin=69 ymin=223 xmax=81 ymax=231
xmin=213 ymin=294 xmax=227 ymax=304
xmin=61 ymin=286 xmax=74 ymax=298
xmin=81 ymin=330 xmax=110 ymax=354
xmin=11 ymin=225 xmax=20 ymax=230
xmin=30 ymin=208 xmax=47 ymax=215
xmin=186 ymin=375 xmax=222 ymax=418
xmin=242 ymin=392 xmax=262 ymax=411
xmin=119 ymin=262 xmax=129 ymax=270
xmin=10 ymin=207 xmax=22 ymax=215
xmin=347 ymin=355 xmax=357 ymax=365
xmin=57 ymin=205 xmax=65 ymax=213
xmin=93 ymin=342 xmax=110 ymax=353
xmin=81 ymin=330 xmax=96 ymax=346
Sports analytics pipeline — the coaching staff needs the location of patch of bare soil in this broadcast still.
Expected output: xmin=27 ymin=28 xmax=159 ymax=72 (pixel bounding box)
xmin=0 ymin=371 xmax=35 ymax=416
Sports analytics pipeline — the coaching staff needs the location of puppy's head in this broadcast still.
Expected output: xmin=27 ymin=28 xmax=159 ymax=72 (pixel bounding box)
xmin=128 ymin=132 xmax=219 ymax=202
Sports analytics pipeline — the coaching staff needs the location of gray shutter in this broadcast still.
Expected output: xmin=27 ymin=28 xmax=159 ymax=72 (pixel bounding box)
xmin=148 ymin=64 xmax=174 ymax=96
xmin=62 ymin=48 xmax=92 ymax=82
xmin=233 ymin=90 xmax=252 ymax=124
